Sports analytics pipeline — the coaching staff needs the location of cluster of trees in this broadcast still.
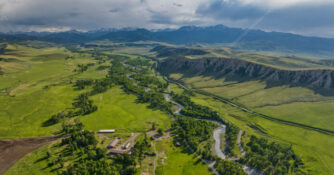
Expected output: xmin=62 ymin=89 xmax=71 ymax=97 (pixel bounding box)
xmin=0 ymin=43 xmax=6 ymax=54
xmin=132 ymin=134 xmax=154 ymax=164
xmin=45 ymin=92 xmax=98 ymax=126
xmin=61 ymin=120 xmax=97 ymax=149
xmin=172 ymin=93 xmax=222 ymax=122
xmin=47 ymin=120 xmax=108 ymax=173
xmin=75 ymin=63 xmax=94 ymax=73
xmin=63 ymin=159 xmax=119 ymax=175
xmin=73 ymin=79 xmax=93 ymax=90
xmin=73 ymin=77 xmax=113 ymax=95
xmin=172 ymin=117 xmax=217 ymax=160
xmin=137 ymin=90 xmax=172 ymax=111
xmin=108 ymin=54 xmax=130 ymax=61
xmin=72 ymin=93 xmax=98 ymax=115
xmin=57 ymin=121 xmax=117 ymax=174
xmin=214 ymin=158 xmax=246 ymax=175
xmin=96 ymin=65 xmax=110 ymax=70
xmin=132 ymin=73 xmax=167 ymax=89
xmin=125 ymin=57 xmax=151 ymax=67
xmin=90 ymin=78 xmax=113 ymax=95
xmin=240 ymin=136 xmax=305 ymax=175
xmin=108 ymin=60 xmax=172 ymax=112
xmin=225 ymin=124 xmax=239 ymax=157
xmin=43 ymin=110 xmax=74 ymax=126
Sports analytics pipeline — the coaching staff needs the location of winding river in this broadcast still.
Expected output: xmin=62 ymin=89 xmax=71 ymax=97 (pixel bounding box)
xmin=213 ymin=126 xmax=226 ymax=159
xmin=164 ymin=93 xmax=263 ymax=175
xmin=123 ymin=62 xmax=262 ymax=175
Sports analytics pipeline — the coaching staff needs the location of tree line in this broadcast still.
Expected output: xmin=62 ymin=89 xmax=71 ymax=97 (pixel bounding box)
xmin=214 ymin=158 xmax=246 ymax=175
xmin=75 ymin=63 xmax=94 ymax=73
xmin=44 ymin=92 xmax=98 ymax=126
xmin=240 ymin=136 xmax=305 ymax=175
xmin=0 ymin=43 xmax=6 ymax=54
xmin=225 ymin=124 xmax=239 ymax=157
xmin=172 ymin=117 xmax=217 ymax=160
xmin=171 ymin=92 xmax=223 ymax=122
xmin=108 ymin=59 xmax=172 ymax=113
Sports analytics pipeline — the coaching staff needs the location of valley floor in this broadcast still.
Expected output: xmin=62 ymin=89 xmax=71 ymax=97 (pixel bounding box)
xmin=1 ymin=42 xmax=334 ymax=175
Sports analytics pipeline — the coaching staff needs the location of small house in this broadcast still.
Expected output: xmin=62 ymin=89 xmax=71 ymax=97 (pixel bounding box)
xmin=107 ymin=138 xmax=120 ymax=148
xmin=122 ymin=142 xmax=131 ymax=150
xmin=97 ymin=129 xmax=116 ymax=134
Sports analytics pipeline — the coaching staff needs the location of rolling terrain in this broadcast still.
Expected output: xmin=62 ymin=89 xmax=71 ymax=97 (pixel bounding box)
xmin=0 ymin=40 xmax=334 ymax=175
xmin=0 ymin=43 xmax=213 ymax=175
xmin=158 ymin=55 xmax=334 ymax=131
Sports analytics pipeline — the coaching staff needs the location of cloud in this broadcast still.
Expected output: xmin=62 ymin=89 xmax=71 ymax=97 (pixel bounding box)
xmin=0 ymin=0 xmax=333 ymax=37
xmin=196 ymin=0 xmax=334 ymax=37
xmin=173 ymin=3 xmax=183 ymax=7
xmin=196 ymin=1 xmax=267 ymax=20
xmin=239 ymin=0 xmax=334 ymax=9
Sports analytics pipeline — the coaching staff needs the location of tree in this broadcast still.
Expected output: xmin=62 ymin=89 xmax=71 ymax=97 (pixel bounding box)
xmin=151 ymin=123 xmax=156 ymax=130
xmin=158 ymin=128 xmax=163 ymax=136
xmin=46 ymin=151 xmax=51 ymax=158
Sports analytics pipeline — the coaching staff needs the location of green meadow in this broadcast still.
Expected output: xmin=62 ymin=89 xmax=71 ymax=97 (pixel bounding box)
xmin=155 ymin=138 xmax=213 ymax=175
xmin=80 ymin=87 xmax=171 ymax=132
xmin=0 ymin=85 xmax=78 ymax=139
xmin=2 ymin=42 xmax=334 ymax=175
xmin=0 ymin=44 xmax=169 ymax=139
xmin=0 ymin=45 xmax=85 ymax=139
xmin=172 ymin=74 xmax=334 ymax=131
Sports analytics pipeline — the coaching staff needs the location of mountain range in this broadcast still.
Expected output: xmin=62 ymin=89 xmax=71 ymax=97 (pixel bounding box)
xmin=1 ymin=25 xmax=334 ymax=57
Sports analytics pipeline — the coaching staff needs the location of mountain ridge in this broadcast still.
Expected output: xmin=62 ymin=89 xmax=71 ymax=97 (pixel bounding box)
xmin=1 ymin=25 xmax=334 ymax=57
xmin=158 ymin=56 xmax=334 ymax=96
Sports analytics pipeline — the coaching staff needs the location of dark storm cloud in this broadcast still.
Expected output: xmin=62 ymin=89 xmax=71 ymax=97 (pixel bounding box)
xmin=109 ymin=9 xmax=119 ymax=13
xmin=173 ymin=3 xmax=183 ymax=7
xmin=150 ymin=12 xmax=173 ymax=25
xmin=13 ymin=18 xmax=46 ymax=26
xmin=196 ymin=1 xmax=266 ymax=20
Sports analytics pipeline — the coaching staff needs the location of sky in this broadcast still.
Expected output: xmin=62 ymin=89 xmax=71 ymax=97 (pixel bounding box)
xmin=0 ymin=0 xmax=334 ymax=38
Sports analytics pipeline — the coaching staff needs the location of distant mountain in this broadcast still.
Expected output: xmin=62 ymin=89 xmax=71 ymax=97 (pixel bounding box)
xmin=1 ymin=25 xmax=334 ymax=57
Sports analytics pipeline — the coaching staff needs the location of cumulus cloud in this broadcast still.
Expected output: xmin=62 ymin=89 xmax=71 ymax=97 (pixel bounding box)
xmin=0 ymin=0 xmax=333 ymax=37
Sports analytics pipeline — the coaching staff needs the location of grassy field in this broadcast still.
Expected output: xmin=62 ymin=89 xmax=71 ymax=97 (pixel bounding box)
xmin=80 ymin=87 xmax=171 ymax=132
xmin=3 ymin=42 xmax=334 ymax=174
xmin=1 ymin=43 xmax=181 ymax=174
xmin=155 ymin=138 xmax=213 ymax=175
xmin=0 ymin=85 xmax=79 ymax=139
xmin=0 ymin=45 xmax=87 ymax=139
xmin=0 ymin=43 xmax=170 ymax=139
xmin=172 ymin=74 xmax=334 ymax=131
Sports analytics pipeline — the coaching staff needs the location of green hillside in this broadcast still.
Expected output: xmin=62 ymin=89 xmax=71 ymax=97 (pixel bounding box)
xmin=1 ymin=42 xmax=334 ymax=175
